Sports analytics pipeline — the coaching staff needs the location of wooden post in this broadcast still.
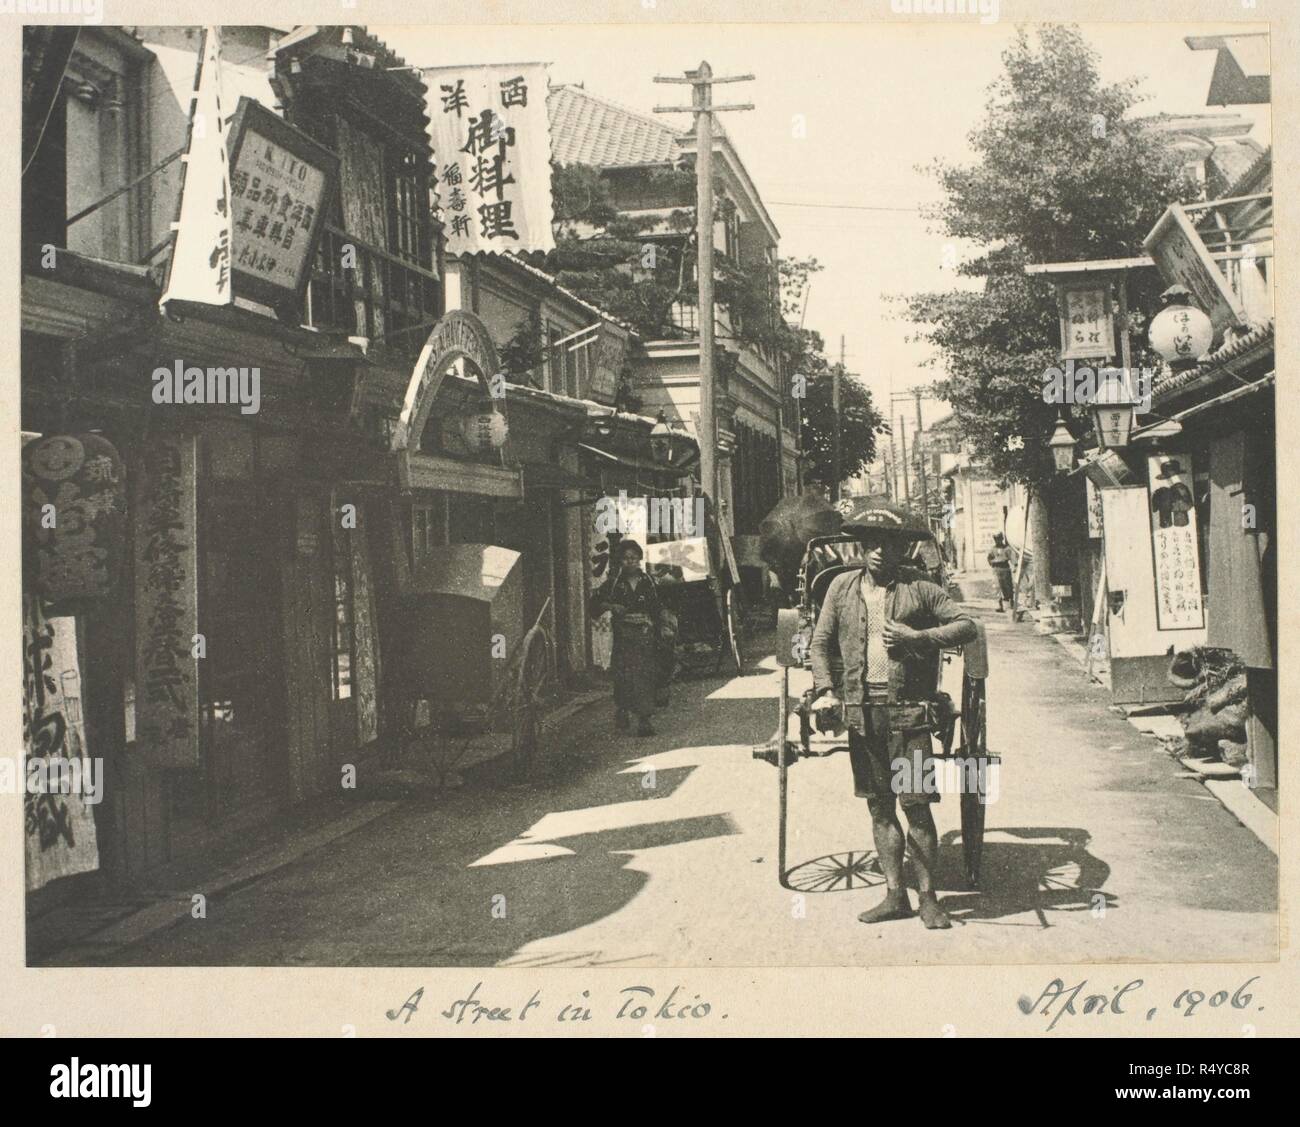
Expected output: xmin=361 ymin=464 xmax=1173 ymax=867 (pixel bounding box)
xmin=653 ymin=64 xmax=754 ymax=512
xmin=833 ymin=335 xmax=843 ymax=501
xmin=694 ymin=65 xmax=717 ymax=511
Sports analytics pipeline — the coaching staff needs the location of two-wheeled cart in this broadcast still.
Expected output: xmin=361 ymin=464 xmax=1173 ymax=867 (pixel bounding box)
xmin=752 ymin=524 xmax=998 ymax=890
xmin=388 ymin=543 xmax=554 ymax=783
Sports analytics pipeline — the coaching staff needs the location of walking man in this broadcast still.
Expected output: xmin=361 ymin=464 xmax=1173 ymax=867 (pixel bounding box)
xmin=987 ymin=533 xmax=1014 ymax=613
xmin=807 ymin=502 xmax=978 ymax=929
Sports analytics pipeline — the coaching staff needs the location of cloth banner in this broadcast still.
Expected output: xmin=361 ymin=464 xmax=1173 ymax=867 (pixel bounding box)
xmin=424 ymin=63 xmax=554 ymax=254
xmin=23 ymin=598 xmax=100 ymax=891
xmin=160 ymin=26 xmax=233 ymax=309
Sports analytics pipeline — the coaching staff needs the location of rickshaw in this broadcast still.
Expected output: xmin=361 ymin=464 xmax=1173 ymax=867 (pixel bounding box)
xmin=641 ymin=493 xmax=746 ymax=677
xmin=387 ymin=543 xmax=554 ymax=783
xmin=751 ymin=499 xmax=998 ymax=890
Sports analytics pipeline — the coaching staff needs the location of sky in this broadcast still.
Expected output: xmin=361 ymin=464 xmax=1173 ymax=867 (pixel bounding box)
xmin=379 ymin=20 xmax=1269 ymax=445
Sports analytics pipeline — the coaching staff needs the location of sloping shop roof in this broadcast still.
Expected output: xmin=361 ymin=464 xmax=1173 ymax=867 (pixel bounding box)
xmin=1151 ymin=318 xmax=1274 ymax=405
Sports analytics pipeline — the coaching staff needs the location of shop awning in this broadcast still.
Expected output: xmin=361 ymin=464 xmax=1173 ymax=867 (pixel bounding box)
xmin=578 ymin=442 xmax=695 ymax=478
xmin=520 ymin=462 xmax=601 ymax=493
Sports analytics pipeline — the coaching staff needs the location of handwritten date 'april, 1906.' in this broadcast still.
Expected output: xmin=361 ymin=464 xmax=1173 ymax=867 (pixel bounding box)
xmin=1021 ymin=977 xmax=1262 ymax=1032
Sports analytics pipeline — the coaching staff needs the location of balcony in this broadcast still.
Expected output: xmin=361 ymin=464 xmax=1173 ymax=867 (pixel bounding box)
xmin=303 ymin=224 xmax=439 ymax=361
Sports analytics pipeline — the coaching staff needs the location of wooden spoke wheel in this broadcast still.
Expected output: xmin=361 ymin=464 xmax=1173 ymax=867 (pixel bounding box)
xmin=723 ymin=586 xmax=745 ymax=674
xmin=958 ymin=676 xmax=988 ymax=888
xmin=509 ymin=625 xmax=552 ymax=779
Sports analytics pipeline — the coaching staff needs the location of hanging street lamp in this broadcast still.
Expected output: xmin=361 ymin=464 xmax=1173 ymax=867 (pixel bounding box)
xmin=1048 ymin=413 xmax=1077 ymax=473
xmin=650 ymin=410 xmax=689 ymax=466
xmin=1091 ymin=367 xmax=1137 ymax=450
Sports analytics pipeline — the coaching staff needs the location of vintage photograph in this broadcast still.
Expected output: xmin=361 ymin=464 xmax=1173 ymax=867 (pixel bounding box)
xmin=19 ymin=15 xmax=1275 ymax=973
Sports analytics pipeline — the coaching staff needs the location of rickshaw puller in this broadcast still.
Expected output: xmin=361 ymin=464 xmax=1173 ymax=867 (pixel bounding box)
xmin=807 ymin=503 xmax=978 ymax=930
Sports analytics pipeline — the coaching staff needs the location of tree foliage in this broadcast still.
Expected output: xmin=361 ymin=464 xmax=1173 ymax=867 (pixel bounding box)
xmin=781 ymin=258 xmax=888 ymax=489
xmin=898 ymin=23 xmax=1196 ymax=487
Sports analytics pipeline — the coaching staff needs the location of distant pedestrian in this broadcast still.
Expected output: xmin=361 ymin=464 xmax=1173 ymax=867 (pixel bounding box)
xmin=590 ymin=539 xmax=664 ymax=737
xmin=988 ymin=533 xmax=1014 ymax=612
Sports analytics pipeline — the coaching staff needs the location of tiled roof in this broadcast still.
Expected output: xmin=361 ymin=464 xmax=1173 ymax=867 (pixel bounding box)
xmin=547 ymin=84 xmax=683 ymax=168
xmin=1152 ymin=318 xmax=1274 ymax=402
xmin=1207 ymin=137 xmax=1266 ymax=194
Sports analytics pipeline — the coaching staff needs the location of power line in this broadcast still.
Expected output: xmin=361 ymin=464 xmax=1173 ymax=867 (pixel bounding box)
xmin=767 ymin=199 xmax=924 ymax=213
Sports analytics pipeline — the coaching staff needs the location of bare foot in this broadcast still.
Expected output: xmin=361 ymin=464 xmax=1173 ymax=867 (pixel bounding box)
xmin=917 ymin=893 xmax=952 ymax=930
xmin=857 ymin=891 xmax=914 ymax=924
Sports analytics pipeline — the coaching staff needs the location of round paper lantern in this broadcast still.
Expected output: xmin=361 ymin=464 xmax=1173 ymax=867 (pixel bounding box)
xmin=1149 ymin=286 xmax=1213 ymax=372
xmin=459 ymin=404 xmax=508 ymax=451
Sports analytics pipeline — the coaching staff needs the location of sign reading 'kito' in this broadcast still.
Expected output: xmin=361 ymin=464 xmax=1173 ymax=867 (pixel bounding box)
xmin=23 ymin=433 xmax=127 ymax=603
xmin=134 ymin=436 xmax=200 ymax=768
xmin=227 ymin=97 xmax=339 ymax=314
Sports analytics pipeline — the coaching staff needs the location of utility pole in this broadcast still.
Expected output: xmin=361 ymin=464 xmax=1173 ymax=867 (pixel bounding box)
xmin=898 ymin=414 xmax=910 ymax=502
xmin=833 ymin=334 xmax=844 ymax=502
xmin=914 ymin=388 xmax=929 ymax=526
xmin=654 ymin=63 xmax=754 ymax=519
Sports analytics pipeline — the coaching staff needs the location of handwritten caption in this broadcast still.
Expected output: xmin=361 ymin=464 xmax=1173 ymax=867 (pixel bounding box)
xmin=1020 ymin=977 xmax=1262 ymax=1032
xmin=387 ymin=982 xmax=725 ymax=1029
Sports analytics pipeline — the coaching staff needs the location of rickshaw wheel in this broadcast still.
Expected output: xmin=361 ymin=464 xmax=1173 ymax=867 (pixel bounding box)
xmin=958 ymin=676 xmax=988 ymax=888
xmin=960 ymin=789 xmax=986 ymax=888
xmin=510 ymin=625 xmax=552 ymax=779
xmin=724 ymin=587 xmax=745 ymax=674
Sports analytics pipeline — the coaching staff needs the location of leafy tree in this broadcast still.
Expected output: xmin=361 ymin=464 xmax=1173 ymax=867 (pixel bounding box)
xmin=899 ymin=23 xmax=1195 ymax=489
xmin=498 ymin=309 xmax=545 ymax=386
xmin=775 ymin=256 xmax=888 ymax=491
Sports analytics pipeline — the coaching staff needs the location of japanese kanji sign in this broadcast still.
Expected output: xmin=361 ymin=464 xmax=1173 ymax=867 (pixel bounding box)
xmin=23 ymin=597 xmax=100 ymax=891
xmin=1056 ymin=280 xmax=1115 ymax=361
xmin=133 ymin=435 xmax=200 ymax=768
xmin=1146 ymin=453 xmax=1205 ymax=632
xmin=160 ymin=27 xmax=232 ymax=310
xmin=23 ymin=433 xmax=127 ymax=603
xmin=1144 ymin=203 xmax=1246 ymax=338
xmin=227 ymin=97 xmax=339 ymax=312
xmin=588 ymin=321 xmax=629 ymax=405
xmin=424 ymin=63 xmax=555 ymax=254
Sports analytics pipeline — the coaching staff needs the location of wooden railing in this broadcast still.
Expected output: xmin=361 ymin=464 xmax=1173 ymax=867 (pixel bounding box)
xmin=303 ymin=224 xmax=439 ymax=359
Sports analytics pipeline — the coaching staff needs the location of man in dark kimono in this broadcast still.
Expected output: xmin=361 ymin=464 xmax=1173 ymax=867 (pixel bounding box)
xmin=590 ymin=539 xmax=664 ymax=737
xmin=808 ymin=502 xmax=978 ymax=930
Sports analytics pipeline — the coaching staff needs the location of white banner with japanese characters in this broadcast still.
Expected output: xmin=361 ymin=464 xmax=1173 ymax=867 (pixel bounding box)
xmin=160 ymin=27 xmax=232 ymax=309
xmin=424 ymin=63 xmax=554 ymax=254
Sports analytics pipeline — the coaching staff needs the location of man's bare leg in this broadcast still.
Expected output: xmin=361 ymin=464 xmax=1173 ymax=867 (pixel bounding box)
xmin=903 ymin=804 xmax=951 ymax=929
xmin=858 ymin=794 xmax=914 ymax=923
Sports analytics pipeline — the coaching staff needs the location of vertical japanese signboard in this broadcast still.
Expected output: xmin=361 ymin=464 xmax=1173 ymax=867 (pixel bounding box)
xmin=134 ymin=436 xmax=200 ymax=768
xmin=227 ymin=97 xmax=340 ymax=314
xmin=1057 ymin=281 xmax=1115 ymax=361
xmin=587 ymin=321 xmax=629 ymax=405
xmin=23 ymin=598 xmax=100 ymax=890
xmin=424 ymin=63 xmax=555 ymax=254
xmin=23 ymin=433 xmax=127 ymax=603
xmin=1146 ymin=454 xmax=1205 ymax=631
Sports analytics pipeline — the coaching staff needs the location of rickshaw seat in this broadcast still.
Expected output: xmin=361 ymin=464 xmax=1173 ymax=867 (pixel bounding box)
xmin=807 ymin=563 xmax=868 ymax=611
